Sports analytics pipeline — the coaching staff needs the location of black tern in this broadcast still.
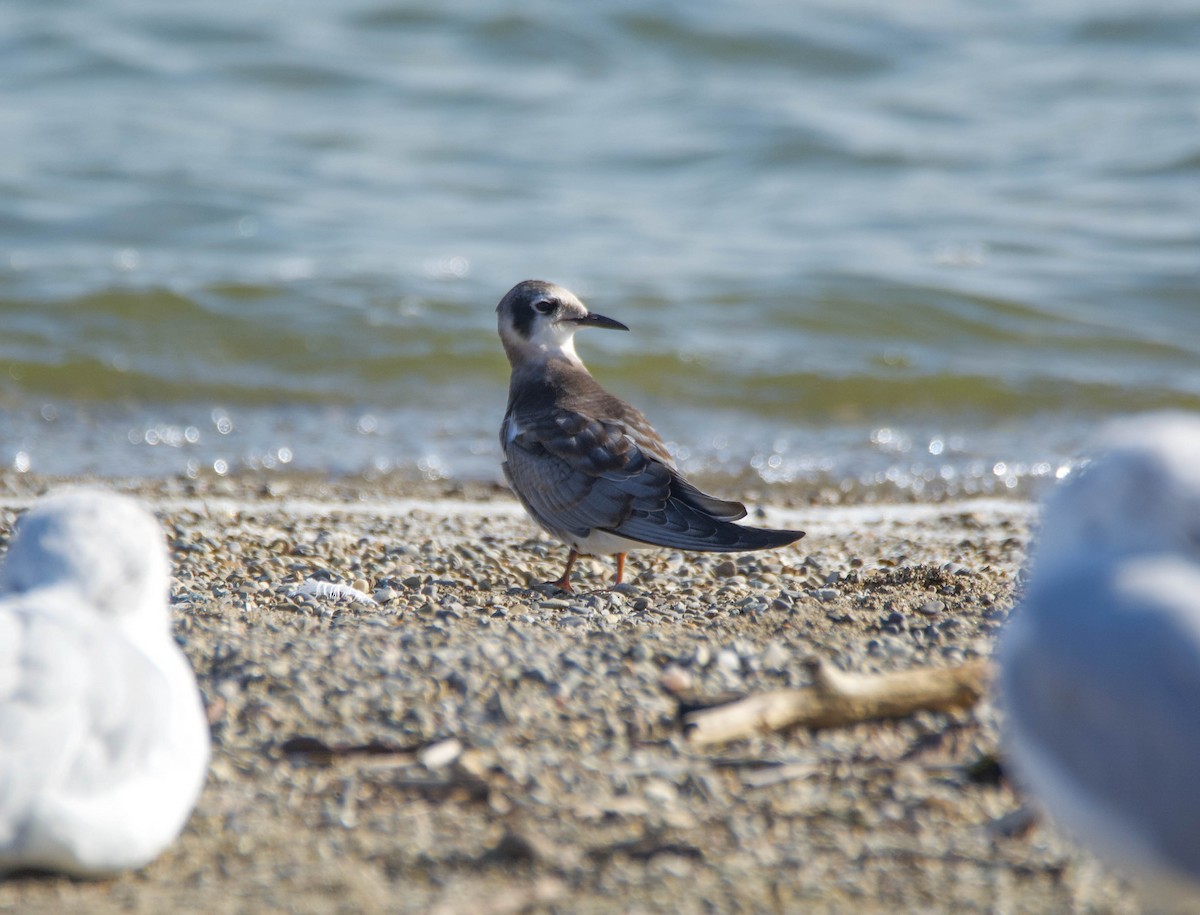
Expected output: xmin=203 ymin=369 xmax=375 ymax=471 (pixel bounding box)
xmin=496 ymin=279 xmax=804 ymax=592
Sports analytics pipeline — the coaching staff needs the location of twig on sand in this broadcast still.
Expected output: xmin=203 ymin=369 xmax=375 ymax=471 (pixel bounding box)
xmin=278 ymin=735 xmax=419 ymax=766
xmin=683 ymin=659 xmax=991 ymax=747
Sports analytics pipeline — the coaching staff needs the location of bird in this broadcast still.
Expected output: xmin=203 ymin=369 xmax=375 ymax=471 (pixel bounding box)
xmin=0 ymin=489 xmax=210 ymax=877
xmin=999 ymin=413 xmax=1200 ymax=907
xmin=496 ymin=279 xmax=804 ymax=592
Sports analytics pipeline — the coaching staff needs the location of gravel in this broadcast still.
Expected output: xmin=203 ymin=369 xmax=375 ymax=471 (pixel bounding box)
xmin=0 ymin=473 xmax=1140 ymax=914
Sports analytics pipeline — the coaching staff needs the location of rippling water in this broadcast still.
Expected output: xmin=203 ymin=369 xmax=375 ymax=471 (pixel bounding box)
xmin=2 ymin=0 xmax=1198 ymax=496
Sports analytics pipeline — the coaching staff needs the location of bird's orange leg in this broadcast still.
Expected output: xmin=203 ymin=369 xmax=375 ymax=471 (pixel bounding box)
xmin=614 ymin=552 xmax=626 ymax=586
xmin=548 ymin=548 xmax=578 ymax=592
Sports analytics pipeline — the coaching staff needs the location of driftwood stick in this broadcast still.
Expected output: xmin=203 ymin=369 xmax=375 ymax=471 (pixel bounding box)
xmin=684 ymin=659 xmax=991 ymax=747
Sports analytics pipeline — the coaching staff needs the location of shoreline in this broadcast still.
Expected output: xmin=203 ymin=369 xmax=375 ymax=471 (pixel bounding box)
xmin=0 ymin=475 xmax=1137 ymax=913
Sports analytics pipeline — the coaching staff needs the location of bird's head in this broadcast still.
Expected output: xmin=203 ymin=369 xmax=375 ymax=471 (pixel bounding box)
xmin=0 ymin=489 xmax=171 ymax=636
xmin=496 ymin=279 xmax=628 ymax=367
xmin=1033 ymin=413 xmax=1200 ymax=572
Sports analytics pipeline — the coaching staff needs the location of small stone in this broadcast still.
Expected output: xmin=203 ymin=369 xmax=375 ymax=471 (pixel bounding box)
xmin=643 ymin=779 xmax=678 ymax=806
xmin=418 ymin=737 xmax=463 ymax=770
xmin=660 ymin=665 xmax=693 ymax=694
xmin=715 ymin=648 xmax=741 ymax=672
xmin=558 ymin=615 xmax=589 ymax=628
xmin=488 ymin=830 xmax=547 ymax=863
xmin=713 ymin=559 xmax=739 ymax=578
xmin=917 ymin=599 xmax=944 ymax=616
xmin=815 ymin=588 xmax=838 ymax=603
xmin=761 ymin=641 xmax=789 ymax=671
xmin=456 ymin=748 xmax=488 ymax=778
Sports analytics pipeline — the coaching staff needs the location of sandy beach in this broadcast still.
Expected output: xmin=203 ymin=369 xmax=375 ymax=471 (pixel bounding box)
xmin=0 ymin=473 xmax=1139 ymax=914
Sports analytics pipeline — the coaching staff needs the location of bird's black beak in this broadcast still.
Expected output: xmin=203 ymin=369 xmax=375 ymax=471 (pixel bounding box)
xmin=572 ymin=311 xmax=629 ymax=332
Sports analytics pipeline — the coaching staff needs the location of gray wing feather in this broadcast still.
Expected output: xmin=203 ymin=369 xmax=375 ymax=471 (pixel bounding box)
xmin=501 ymin=359 xmax=802 ymax=551
xmin=504 ymin=404 xmax=795 ymax=551
xmin=1002 ymin=563 xmax=1200 ymax=875
xmin=503 ymin=416 xmax=662 ymax=538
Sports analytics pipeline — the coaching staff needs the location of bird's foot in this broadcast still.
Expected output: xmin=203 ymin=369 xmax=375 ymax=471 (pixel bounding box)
xmin=531 ymin=548 xmax=578 ymax=594
xmin=530 ymin=574 xmax=574 ymax=594
xmin=546 ymin=575 xmax=575 ymax=594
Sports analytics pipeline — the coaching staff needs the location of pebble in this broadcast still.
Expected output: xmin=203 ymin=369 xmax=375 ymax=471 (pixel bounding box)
xmin=643 ymin=779 xmax=679 ymax=806
xmin=715 ymin=648 xmax=741 ymax=672
xmin=417 ymin=737 xmax=463 ymax=770
xmin=709 ymin=559 xmax=736 ymax=578
xmin=760 ymin=641 xmax=790 ymax=671
xmin=659 ymin=665 xmax=693 ymax=694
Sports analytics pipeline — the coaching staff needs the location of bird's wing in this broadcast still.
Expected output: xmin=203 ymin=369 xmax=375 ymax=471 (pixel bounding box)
xmin=0 ymin=594 xmax=171 ymax=858
xmin=505 ymin=405 xmax=765 ymax=550
xmin=1001 ymin=559 xmax=1200 ymax=875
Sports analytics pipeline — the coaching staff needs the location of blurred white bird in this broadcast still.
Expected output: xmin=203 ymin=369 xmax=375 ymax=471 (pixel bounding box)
xmin=0 ymin=490 xmax=210 ymax=876
xmin=1001 ymin=413 xmax=1200 ymax=907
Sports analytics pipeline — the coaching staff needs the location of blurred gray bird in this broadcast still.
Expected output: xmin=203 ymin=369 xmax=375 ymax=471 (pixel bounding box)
xmin=1000 ymin=413 xmax=1200 ymax=907
xmin=496 ymin=279 xmax=804 ymax=592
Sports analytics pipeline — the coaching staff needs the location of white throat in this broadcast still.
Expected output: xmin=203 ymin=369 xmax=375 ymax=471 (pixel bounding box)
xmin=539 ymin=331 xmax=579 ymax=362
xmin=508 ymin=322 xmax=584 ymax=366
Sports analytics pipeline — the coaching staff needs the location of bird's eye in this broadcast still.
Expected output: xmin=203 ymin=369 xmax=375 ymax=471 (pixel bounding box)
xmin=533 ymin=298 xmax=557 ymax=315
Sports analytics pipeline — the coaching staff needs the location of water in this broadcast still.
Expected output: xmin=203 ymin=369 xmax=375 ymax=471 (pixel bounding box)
xmin=2 ymin=0 xmax=1199 ymax=498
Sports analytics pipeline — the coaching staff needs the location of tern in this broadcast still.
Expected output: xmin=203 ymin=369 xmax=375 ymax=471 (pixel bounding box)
xmin=496 ymin=279 xmax=804 ymax=592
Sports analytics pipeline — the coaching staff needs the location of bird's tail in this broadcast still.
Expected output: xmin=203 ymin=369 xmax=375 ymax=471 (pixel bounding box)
xmin=718 ymin=524 xmax=806 ymax=552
